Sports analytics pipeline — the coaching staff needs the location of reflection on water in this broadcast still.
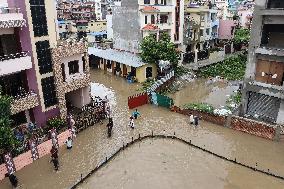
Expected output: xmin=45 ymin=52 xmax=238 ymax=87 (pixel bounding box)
xmin=170 ymin=78 xmax=239 ymax=108
xmin=78 ymin=139 xmax=284 ymax=189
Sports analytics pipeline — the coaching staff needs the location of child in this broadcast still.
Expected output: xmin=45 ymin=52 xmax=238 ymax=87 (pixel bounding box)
xmin=128 ymin=116 xmax=135 ymax=129
xmin=132 ymin=109 xmax=141 ymax=119
xmin=106 ymin=118 xmax=113 ymax=137
xmin=66 ymin=137 xmax=73 ymax=149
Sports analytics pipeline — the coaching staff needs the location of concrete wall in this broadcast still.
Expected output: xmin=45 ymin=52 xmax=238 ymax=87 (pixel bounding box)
xmin=106 ymin=14 xmax=113 ymax=39
xmin=88 ymin=21 xmax=107 ymax=32
xmin=136 ymin=64 xmax=157 ymax=83
xmin=276 ymin=100 xmax=284 ymax=124
xmin=112 ymin=0 xmax=141 ymax=53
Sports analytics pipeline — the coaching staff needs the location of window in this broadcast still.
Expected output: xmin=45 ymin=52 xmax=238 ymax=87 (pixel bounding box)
xmin=145 ymin=16 xmax=148 ymax=24
xmin=155 ymin=0 xmax=158 ymax=4
xmin=151 ymin=15 xmax=155 ymax=24
xmin=103 ymin=23 xmax=106 ymax=25
xmin=35 ymin=40 xmax=53 ymax=74
xmin=144 ymin=0 xmax=150 ymax=4
xmin=160 ymin=15 xmax=168 ymax=24
xmin=68 ymin=60 xmax=79 ymax=74
xmin=30 ymin=0 xmax=48 ymax=37
xmin=200 ymin=29 xmax=204 ymax=37
xmin=146 ymin=67 xmax=153 ymax=78
xmin=41 ymin=76 xmax=58 ymax=108
xmin=11 ymin=111 xmax=27 ymax=126
xmin=206 ymin=29 xmax=210 ymax=35
xmin=59 ymin=26 xmax=62 ymax=28
xmin=161 ymin=0 xmax=167 ymax=5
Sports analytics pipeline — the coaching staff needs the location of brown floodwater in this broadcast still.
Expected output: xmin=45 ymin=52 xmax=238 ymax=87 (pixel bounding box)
xmin=0 ymin=69 xmax=283 ymax=189
xmin=169 ymin=78 xmax=239 ymax=108
xmin=78 ymin=138 xmax=284 ymax=189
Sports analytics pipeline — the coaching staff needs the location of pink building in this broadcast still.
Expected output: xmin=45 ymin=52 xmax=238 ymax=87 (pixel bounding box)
xmin=218 ymin=20 xmax=237 ymax=40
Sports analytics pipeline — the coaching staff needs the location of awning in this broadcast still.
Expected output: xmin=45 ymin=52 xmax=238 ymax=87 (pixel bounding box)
xmin=88 ymin=47 xmax=147 ymax=68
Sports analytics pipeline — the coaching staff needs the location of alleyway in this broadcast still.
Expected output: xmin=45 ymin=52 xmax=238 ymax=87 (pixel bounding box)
xmin=0 ymin=69 xmax=284 ymax=189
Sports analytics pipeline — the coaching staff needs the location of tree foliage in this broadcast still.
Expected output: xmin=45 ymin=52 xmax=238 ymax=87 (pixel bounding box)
xmin=0 ymin=90 xmax=17 ymax=152
xmin=140 ymin=33 xmax=179 ymax=67
xmin=233 ymin=28 xmax=250 ymax=45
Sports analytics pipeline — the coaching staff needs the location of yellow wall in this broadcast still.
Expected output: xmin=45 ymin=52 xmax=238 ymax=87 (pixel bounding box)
xmin=136 ymin=64 xmax=157 ymax=83
xmin=88 ymin=21 xmax=107 ymax=32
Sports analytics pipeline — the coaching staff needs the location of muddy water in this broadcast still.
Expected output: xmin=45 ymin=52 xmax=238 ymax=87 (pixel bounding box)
xmin=169 ymin=78 xmax=238 ymax=108
xmin=0 ymin=69 xmax=284 ymax=189
xmin=78 ymin=139 xmax=284 ymax=189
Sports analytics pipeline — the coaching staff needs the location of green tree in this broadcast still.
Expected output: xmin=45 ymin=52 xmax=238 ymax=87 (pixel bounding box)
xmin=0 ymin=89 xmax=18 ymax=152
xmin=233 ymin=28 xmax=250 ymax=45
xmin=140 ymin=33 xmax=179 ymax=68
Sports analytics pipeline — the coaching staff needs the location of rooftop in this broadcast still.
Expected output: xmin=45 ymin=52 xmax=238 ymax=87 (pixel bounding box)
xmin=142 ymin=24 xmax=159 ymax=31
xmin=88 ymin=47 xmax=146 ymax=68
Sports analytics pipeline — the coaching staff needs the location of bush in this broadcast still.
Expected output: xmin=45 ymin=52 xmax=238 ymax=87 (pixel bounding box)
xmin=47 ymin=117 xmax=66 ymax=131
xmin=197 ymin=54 xmax=247 ymax=81
xmin=183 ymin=103 xmax=214 ymax=114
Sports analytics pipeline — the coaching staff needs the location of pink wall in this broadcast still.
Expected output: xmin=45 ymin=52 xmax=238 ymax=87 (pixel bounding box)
xmin=218 ymin=20 xmax=237 ymax=40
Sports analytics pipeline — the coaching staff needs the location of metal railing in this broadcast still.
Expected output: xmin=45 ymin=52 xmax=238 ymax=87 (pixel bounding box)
xmin=70 ymin=132 xmax=284 ymax=189
xmin=0 ymin=7 xmax=21 ymax=14
xmin=0 ymin=51 xmax=29 ymax=61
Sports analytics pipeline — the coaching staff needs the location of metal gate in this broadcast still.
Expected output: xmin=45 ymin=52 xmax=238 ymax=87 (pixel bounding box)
xmin=246 ymin=92 xmax=280 ymax=123
xmin=156 ymin=94 xmax=174 ymax=108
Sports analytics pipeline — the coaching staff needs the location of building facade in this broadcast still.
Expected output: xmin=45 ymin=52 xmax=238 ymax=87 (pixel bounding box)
xmin=1 ymin=0 xmax=90 ymax=127
xmin=112 ymin=0 xmax=184 ymax=53
xmin=241 ymin=0 xmax=284 ymax=124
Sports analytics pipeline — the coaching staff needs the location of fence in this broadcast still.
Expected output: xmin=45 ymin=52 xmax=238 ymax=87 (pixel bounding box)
xmin=128 ymin=92 xmax=148 ymax=109
xmin=70 ymin=133 xmax=284 ymax=189
xmin=155 ymin=93 xmax=174 ymax=108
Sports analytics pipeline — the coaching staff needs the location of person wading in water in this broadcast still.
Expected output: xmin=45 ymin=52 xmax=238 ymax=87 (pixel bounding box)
xmin=106 ymin=118 xmax=113 ymax=137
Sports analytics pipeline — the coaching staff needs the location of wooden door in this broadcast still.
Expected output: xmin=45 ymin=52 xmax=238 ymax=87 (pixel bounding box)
xmin=112 ymin=61 xmax=115 ymax=75
xmin=255 ymin=59 xmax=270 ymax=83
xmin=123 ymin=64 xmax=127 ymax=76
xmin=267 ymin=61 xmax=284 ymax=86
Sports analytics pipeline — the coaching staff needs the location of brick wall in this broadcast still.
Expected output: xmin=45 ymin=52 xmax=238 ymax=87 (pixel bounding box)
xmin=231 ymin=116 xmax=276 ymax=140
xmin=172 ymin=106 xmax=277 ymax=140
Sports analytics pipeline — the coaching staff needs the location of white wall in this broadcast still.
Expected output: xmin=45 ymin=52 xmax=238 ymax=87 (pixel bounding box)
xmin=0 ymin=56 xmax=32 ymax=76
xmin=106 ymin=14 xmax=113 ymax=39
xmin=66 ymin=86 xmax=91 ymax=108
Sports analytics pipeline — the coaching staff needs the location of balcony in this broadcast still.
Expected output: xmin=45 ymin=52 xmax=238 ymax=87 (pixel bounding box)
xmin=10 ymin=91 xmax=39 ymax=115
xmin=261 ymin=24 xmax=284 ymax=49
xmin=0 ymin=52 xmax=32 ymax=76
xmin=0 ymin=7 xmax=26 ymax=28
xmin=158 ymin=22 xmax=172 ymax=30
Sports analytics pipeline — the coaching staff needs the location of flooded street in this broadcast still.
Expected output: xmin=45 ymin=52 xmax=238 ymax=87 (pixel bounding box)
xmin=0 ymin=69 xmax=284 ymax=189
xmin=78 ymin=139 xmax=284 ymax=189
xmin=169 ymin=78 xmax=239 ymax=108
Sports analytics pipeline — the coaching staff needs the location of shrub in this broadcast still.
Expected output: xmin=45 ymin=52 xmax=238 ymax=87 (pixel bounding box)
xmin=183 ymin=103 xmax=214 ymax=114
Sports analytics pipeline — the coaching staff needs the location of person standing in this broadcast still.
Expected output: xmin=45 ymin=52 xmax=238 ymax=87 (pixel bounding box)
xmin=128 ymin=116 xmax=135 ymax=129
xmin=132 ymin=109 xmax=141 ymax=119
xmin=5 ymin=173 xmax=18 ymax=188
xmin=65 ymin=137 xmax=73 ymax=149
xmin=106 ymin=118 xmax=113 ymax=137
xmin=50 ymin=146 xmax=59 ymax=170
xmin=194 ymin=116 xmax=199 ymax=127
xmin=189 ymin=114 xmax=194 ymax=124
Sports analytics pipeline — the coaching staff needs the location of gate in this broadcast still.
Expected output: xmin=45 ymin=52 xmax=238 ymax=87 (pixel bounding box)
xmin=128 ymin=92 xmax=148 ymax=109
xmin=156 ymin=94 xmax=173 ymax=108
xmin=246 ymin=92 xmax=280 ymax=123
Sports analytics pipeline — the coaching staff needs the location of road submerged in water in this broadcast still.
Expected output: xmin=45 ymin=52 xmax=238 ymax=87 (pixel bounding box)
xmin=0 ymin=70 xmax=284 ymax=189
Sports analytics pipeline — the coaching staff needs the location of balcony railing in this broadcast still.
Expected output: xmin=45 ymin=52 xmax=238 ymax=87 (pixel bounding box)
xmin=10 ymin=90 xmax=39 ymax=115
xmin=0 ymin=7 xmax=26 ymax=28
xmin=0 ymin=51 xmax=29 ymax=61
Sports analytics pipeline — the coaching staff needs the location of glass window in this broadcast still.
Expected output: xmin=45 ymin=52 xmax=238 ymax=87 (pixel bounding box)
xmin=41 ymin=76 xmax=57 ymax=108
xmin=35 ymin=40 xmax=53 ymax=74
xmin=68 ymin=60 xmax=79 ymax=75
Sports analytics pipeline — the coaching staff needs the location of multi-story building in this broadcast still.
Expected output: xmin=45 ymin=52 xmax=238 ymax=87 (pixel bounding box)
xmin=0 ymin=0 xmax=90 ymax=127
xmin=112 ymin=0 xmax=184 ymax=53
xmin=241 ymin=0 xmax=284 ymax=124
xmin=237 ymin=0 xmax=254 ymax=29
xmin=183 ymin=0 xmax=219 ymax=63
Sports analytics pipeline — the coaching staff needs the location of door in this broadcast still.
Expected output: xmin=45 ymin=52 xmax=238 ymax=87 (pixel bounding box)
xmin=146 ymin=67 xmax=153 ymax=78
xmin=112 ymin=61 xmax=115 ymax=75
xmin=267 ymin=61 xmax=284 ymax=86
xmin=255 ymin=59 xmax=270 ymax=83
xmin=103 ymin=59 xmax=107 ymax=71
xmin=123 ymin=64 xmax=127 ymax=76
